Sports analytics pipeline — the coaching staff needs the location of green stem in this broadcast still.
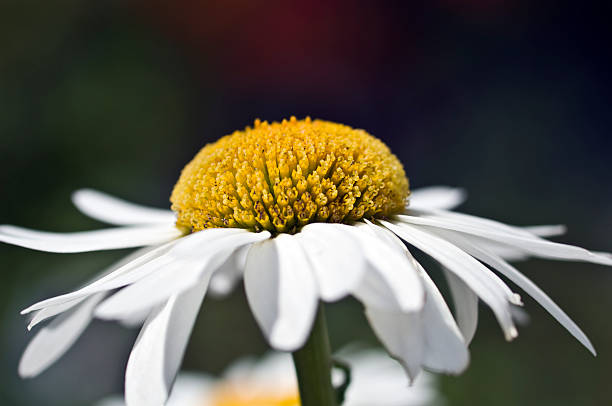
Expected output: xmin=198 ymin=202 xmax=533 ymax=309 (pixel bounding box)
xmin=292 ymin=304 xmax=337 ymax=406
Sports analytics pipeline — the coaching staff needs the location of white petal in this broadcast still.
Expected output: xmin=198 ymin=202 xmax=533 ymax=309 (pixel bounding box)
xmin=297 ymin=223 xmax=367 ymax=301
xmin=365 ymin=260 xmax=470 ymax=380
xmin=444 ymin=270 xmax=478 ymax=345
xmin=403 ymin=208 xmax=545 ymax=239
xmin=385 ymin=220 xmax=521 ymax=307
xmin=415 ymin=263 xmax=470 ymax=373
xmin=72 ymin=189 xmax=176 ymax=225
xmin=165 ymin=228 xmax=249 ymax=259
xmin=523 ymin=225 xmax=567 ymax=238
xmin=339 ymin=349 xmax=438 ymax=406
xmin=365 ymin=307 xmax=424 ymax=381
xmin=0 ymin=224 xmax=182 ymax=253
xmin=23 ymin=231 xmax=265 ymax=316
xmin=208 ymin=245 xmax=250 ymax=297
xmin=346 ymin=225 xmax=424 ymax=313
xmin=381 ymin=220 xmax=518 ymax=340
xmin=480 ymin=225 xmax=566 ymax=262
xmin=476 ymin=240 xmax=530 ymax=262
xmin=360 ymin=219 xmax=409 ymax=253
xmin=244 ymin=235 xmax=318 ymax=351
xmin=25 ymin=245 xmax=162 ymax=328
xmin=165 ymin=373 xmax=216 ymax=406
xmin=438 ymin=229 xmax=596 ymax=355
xmin=21 ymin=241 xmax=179 ymax=314
xmin=408 ymin=186 xmax=467 ymax=210
xmin=27 ymin=298 xmax=85 ymax=330
xmin=119 ymin=307 xmax=153 ymax=328
xmin=124 ymin=282 xmax=207 ymax=406
xmin=397 ymin=213 xmax=612 ymax=266
xmin=475 ymin=226 xmax=567 ymax=261
xmin=96 ymin=231 xmax=269 ymax=320
xmin=95 ymin=259 xmax=208 ymax=321
xmin=18 ymin=292 xmax=106 ymax=378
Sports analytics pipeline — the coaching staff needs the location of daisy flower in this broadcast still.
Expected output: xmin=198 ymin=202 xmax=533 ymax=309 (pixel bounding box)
xmin=97 ymin=348 xmax=441 ymax=406
xmin=3 ymin=117 xmax=611 ymax=405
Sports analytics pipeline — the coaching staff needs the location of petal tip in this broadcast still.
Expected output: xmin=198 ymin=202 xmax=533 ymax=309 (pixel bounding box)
xmin=269 ymin=331 xmax=307 ymax=352
xmin=511 ymin=293 xmax=524 ymax=306
xmin=505 ymin=327 xmax=519 ymax=341
xmin=18 ymin=357 xmax=40 ymax=379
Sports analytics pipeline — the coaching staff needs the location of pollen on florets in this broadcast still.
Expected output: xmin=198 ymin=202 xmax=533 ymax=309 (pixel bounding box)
xmin=170 ymin=117 xmax=409 ymax=234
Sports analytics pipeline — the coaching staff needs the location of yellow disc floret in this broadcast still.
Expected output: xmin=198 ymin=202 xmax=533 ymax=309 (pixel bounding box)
xmin=171 ymin=117 xmax=409 ymax=234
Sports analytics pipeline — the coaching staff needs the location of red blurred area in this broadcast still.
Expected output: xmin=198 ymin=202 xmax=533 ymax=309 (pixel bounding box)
xmin=134 ymin=0 xmax=397 ymax=93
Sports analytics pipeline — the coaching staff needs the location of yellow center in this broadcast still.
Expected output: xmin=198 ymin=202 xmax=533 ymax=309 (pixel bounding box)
xmin=171 ymin=117 xmax=409 ymax=234
xmin=210 ymin=388 xmax=300 ymax=406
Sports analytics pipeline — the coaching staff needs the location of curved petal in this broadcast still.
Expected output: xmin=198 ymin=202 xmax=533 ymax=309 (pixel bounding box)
xmin=297 ymin=223 xmax=367 ymax=301
xmin=404 ymin=208 xmax=549 ymax=239
xmin=381 ymin=220 xmax=518 ymax=341
xmin=397 ymin=213 xmax=612 ymax=266
xmin=346 ymin=226 xmax=424 ymax=313
xmin=408 ymin=187 xmax=467 ymax=210
xmin=365 ymin=262 xmax=469 ymax=381
xmin=27 ymin=298 xmax=85 ymax=330
xmin=95 ymin=259 xmax=209 ymax=321
xmin=383 ymin=221 xmax=517 ymax=306
xmin=416 ymin=264 xmax=469 ymax=373
xmin=96 ymin=231 xmax=269 ymax=320
xmin=444 ymin=270 xmax=478 ymax=345
xmin=124 ymin=282 xmax=207 ymax=406
xmin=523 ymin=225 xmax=567 ymax=238
xmin=18 ymin=292 xmax=106 ymax=378
xmin=72 ymin=189 xmax=176 ymax=225
xmin=21 ymin=241 xmax=179 ymax=314
xmin=365 ymin=307 xmax=424 ymax=381
xmin=438 ymin=229 xmax=596 ymax=355
xmin=208 ymin=245 xmax=250 ymax=297
xmin=0 ymin=224 xmax=182 ymax=253
xmin=476 ymin=240 xmax=530 ymax=262
xmin=244 ymin=235 xmax=318 ymax=351
xmin=25 ymin=245 xmax=164 ymax=328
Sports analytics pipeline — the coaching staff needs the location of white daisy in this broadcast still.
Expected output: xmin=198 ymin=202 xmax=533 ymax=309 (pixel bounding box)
xmin=3 ymin=118 xmax=611 ymax=405
xmin=97 ymin=348 xmax=441 ymax=406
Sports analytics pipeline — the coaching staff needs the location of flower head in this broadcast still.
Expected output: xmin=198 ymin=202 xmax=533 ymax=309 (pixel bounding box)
xmin=171 ymin=117 xmax=408 ymax=233
xmin=2 ymin=118 xmax=611 ymax=405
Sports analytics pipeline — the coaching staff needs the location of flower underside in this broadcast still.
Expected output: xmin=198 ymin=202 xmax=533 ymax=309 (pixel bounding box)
xmin=171 ymin=117 xmax=409 ymax=234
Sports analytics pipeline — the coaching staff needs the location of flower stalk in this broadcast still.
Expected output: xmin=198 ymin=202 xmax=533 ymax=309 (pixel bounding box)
xmin=292 ymin=304 xmax=337 ymax=406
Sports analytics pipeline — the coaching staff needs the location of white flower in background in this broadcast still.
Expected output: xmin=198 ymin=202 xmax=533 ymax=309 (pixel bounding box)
xmin=97 ymin=349 xmax=441 ymax=406
xmin=3 ymin=118 xmax=611 ymax=405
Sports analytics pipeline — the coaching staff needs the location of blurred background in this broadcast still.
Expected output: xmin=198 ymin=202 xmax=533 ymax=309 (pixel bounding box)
xmin=1 ymin=0 xmax=611 ymax=405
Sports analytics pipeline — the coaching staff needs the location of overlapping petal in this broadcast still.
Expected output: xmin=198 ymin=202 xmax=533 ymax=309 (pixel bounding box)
xmin=381 ymin=220 xmax=519 ymax=340
xmin=19 ymin=292 xmax=106 ymax=378
xmin=297 ymin=223 xmax=368 ymax=301
xmin=125 ymin=282 xmax=208 ymax=406
xmin=244 ymin=234 xmax=319 ymax=351
xmin=436 ymin=229 xmax=596 ymax=354
xmin=397 ymin=211 xmax=612 ymax=265
xmin=96 ymin=230 xmax=270 ymax=320
xmin=365 ymin=255 xmax=469 ymax=380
